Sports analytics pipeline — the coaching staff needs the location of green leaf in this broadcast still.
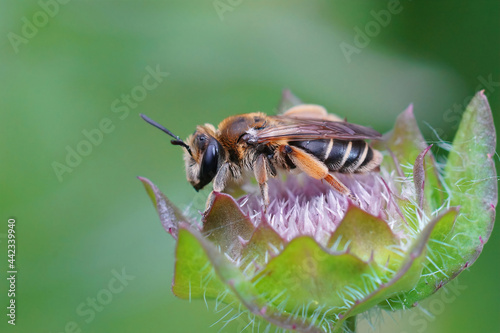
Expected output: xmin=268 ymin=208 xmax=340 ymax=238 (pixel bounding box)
xmin=240 ymin=220 xmax=285 ymax=276
xmin=173 ymin=225 xmax=231 ymax=301
xmin=252 ymin=236 xmax=392 ymax=327
xmin=444 ymin=91 xmax=497 ymax=256
xmin=202 ymin=192 xmax=255 ymax=259
xmin=336 ymin=207 xmax=452 ymax=327
xmin=327 ymin=205 xmax=402 ymax=269
xmin=338 ymin=211 xmax=429 ymax=322
xmin=382 ymin=208 xmax=459 ymax=309
xmin=181 ymin=225 xmax=328 ymax=333
xmin=386 ymin=92 xmax=497 ymax=308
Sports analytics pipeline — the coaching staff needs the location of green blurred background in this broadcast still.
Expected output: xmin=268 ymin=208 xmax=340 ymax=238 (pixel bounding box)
xmin=1 ymin=1 xmax=499 ymax=332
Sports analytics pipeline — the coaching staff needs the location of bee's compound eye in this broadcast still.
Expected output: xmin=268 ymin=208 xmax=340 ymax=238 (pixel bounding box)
xmin=195 ymin=138 xmax=221 ymax=190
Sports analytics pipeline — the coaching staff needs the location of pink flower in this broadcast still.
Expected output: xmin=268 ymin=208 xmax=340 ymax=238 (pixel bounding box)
xmin=140 ymin=91 xmax=496 ymax=332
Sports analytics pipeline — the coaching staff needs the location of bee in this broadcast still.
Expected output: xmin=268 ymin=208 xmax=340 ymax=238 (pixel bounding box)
xmin=141 ymin=104 xmax=383 ymax=205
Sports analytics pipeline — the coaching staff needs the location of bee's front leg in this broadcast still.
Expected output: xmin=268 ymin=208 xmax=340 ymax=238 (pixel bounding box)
xmin=213 ymin=162 xmax=231 ymax=192
xmin=254 ymin=154 xmax=270 ymax=209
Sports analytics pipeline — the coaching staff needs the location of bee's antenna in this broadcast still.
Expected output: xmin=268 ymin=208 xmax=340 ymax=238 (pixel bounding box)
xmin=140 ymin=114 xmax=193 ymax=156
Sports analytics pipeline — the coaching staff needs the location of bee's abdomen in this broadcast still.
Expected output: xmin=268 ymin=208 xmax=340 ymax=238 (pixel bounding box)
xmin=289 ymin=139 xmax=373 ymax=173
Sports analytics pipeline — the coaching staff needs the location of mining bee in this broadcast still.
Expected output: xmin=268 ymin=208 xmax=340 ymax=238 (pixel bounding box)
xmin=141 ymin=104 xmax=382 ymax=205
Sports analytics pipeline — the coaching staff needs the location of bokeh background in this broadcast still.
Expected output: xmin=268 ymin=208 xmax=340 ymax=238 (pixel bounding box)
xmin=1 ymin=1 xmax=499 ymax=332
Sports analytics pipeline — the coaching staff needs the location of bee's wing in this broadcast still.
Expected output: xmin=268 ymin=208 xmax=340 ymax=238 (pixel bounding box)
xmin=255 ymin=116 xmax=381 ymax=143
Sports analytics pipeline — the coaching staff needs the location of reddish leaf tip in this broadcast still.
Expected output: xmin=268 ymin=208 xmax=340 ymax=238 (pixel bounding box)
xmin=403 ymin=103 xmax=414 ymax=115
xmin=137 ymin=176 xmax=152 ymax=185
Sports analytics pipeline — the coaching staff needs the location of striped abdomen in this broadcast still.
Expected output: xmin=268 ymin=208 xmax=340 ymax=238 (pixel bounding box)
xmin=289 ymin=139 xmax=376 ymax=173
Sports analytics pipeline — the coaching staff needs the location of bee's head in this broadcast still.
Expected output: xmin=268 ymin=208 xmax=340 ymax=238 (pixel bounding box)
xmin=184 ymin=125 xmax=224 ymax=191
xmin=140 ymin=114 xmax=223 ymax=192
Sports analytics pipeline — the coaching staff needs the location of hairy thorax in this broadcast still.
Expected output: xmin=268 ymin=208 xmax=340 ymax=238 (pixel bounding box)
xmin=216 ymin=112 xmax=268 ymax=166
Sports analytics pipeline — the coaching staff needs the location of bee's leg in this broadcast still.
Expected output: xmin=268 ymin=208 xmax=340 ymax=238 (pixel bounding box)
xmin=254 ymin=154 xmax=270 ymax=208
xmin=213 ymin=163 xmax=231 ymax=192
xmin=324 ymin=174 xmax=359 ymax=203
xmin=281 ymin=145 xmax=354 ymax=199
